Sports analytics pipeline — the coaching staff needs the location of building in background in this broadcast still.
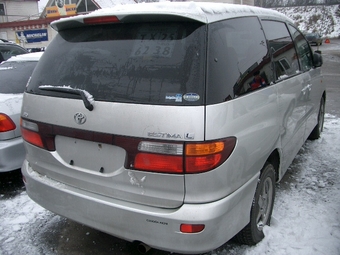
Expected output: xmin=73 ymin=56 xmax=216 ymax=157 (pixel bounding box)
xmin=0 ymin=0 xmax=254 ymax=49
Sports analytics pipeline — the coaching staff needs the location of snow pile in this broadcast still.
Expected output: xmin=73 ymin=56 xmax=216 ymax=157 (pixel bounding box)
xmin=275 ymin=5 xmax=340 ymax=38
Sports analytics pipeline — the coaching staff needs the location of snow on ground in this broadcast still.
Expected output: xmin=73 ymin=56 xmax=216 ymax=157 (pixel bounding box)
xmin=209 ymin=113 xmax=340 ymax=255
xmin=275 ymin=5 xmax=340 ymax=38
xmin=1 ymin=113 xmax=340 ymax=255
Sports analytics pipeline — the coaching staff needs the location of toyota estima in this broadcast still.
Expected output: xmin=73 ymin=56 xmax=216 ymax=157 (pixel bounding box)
xmin=21 ymin=2 xmax=325 ymax=254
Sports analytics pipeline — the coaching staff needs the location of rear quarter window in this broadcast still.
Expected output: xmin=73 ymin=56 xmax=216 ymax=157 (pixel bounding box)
xmin=206 ymin=16 xmax=271 ymax=103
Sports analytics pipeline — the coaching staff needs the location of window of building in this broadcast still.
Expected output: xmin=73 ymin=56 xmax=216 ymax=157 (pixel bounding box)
xmin=0 ymin=3 xmax=5 ymax=16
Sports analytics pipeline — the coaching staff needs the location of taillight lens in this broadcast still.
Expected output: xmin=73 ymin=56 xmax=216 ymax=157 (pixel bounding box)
xmin=20 ymin=118 xmax=55 ymax=150
xmin=0 ymin=113 xmax=16 ymax=132
xmin=135 ymin=153 xmax=183 ymax=173
xmin=133 ymin=138 xmax=236 ymax=174
xmin=83 ymin=16 xmax=120 ymax=25
xmin=135 ymin=141 xmax=184 ymax=173
xmin=20 ymin=119 xmax=43 ymax=148
xmin=180 ymin=224 xmax=205 ymax=233
xmin=185 ymin=138 xmax=236 ymax=173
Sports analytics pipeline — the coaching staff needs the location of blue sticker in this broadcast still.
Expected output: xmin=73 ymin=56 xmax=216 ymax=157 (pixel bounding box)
xmin=165 ymin=93 xmax=182 ymax=102
xmin=183 ymin=93 xmax=200 ymax=102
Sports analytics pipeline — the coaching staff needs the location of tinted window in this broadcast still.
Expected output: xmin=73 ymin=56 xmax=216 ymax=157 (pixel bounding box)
xmin=0 ymin=61 xmax=38 ymax=93
xmin=289 ymin=25 xmax=313 ymax=72
xmin=27 ymin=22 xmax=206 ymax=106
xmin=207 ymin=17 xmax=271 ymax=103
xmin=262 ymin=20 xmax=299 ymax=81
xmin=0 ymin=45 xmax=27 ymax=62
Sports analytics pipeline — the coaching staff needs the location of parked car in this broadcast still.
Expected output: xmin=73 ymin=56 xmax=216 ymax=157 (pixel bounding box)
xmin=20 ymin=2 xmax=325 ymax=254
xmin=0 ymin=41 xmax=28 ymax=63
xmin=0 ymin=52 xmax=43 ymax=172
xmin=305 ymin=32 xmax=323 ymax=46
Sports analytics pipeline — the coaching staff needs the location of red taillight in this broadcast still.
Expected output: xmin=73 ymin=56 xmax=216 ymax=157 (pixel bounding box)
xmin=21 ymin=127 xmax=44 ymax=148
xmin=20 ymin=118 xmax=55 ymax=150
xmin=135 ymin=153 xmax=183 ymax=173
xmin=83 ymin=16 xmax=120 ymax=25
xmin=0 ymin=113 xmax=16 ymax=132
xmin=185 ymin=138 xmax=236 ymax=173
xmin=185 ymin=154 xmax=222 ymax=173
xmin=180 ymin=224 xmax=205 ymax=233
xmin=133 ymin=138 xmax=236 ymax=174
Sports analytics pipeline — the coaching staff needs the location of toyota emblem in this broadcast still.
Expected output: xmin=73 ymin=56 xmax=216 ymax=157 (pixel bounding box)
xmin=74 ymin=112 xmax=87 ymax=125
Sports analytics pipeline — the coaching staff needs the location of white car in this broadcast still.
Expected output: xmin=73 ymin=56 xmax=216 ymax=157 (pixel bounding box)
xmin=20 ymin=2 xmax=324 ymax=254
xmin=0 ymin=52 xmax=43 ymax=172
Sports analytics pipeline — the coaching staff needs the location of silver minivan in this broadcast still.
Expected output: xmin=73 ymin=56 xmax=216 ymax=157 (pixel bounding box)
xmin=20 ymin=2 xmax=325 ymax=254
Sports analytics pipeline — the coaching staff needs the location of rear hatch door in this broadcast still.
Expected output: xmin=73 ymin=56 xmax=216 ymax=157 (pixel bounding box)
xmin=23 ymin=20 xmax=206 ymax=208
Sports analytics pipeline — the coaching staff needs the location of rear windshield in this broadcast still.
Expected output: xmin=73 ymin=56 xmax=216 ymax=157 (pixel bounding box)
xmin=0 ymin=61 xmax=38 ymax=94
xmin=27 ymin=22 xmax=206 ymax=106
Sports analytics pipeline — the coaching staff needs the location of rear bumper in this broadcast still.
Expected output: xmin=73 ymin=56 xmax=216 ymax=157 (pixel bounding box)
xmin=22 ymin=160 xmax=258 ymax=254
xmin=0 ymin=137 xmax=25 ymax=172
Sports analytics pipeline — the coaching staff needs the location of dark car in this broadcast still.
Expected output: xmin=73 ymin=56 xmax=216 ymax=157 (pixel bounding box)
xmin=305 ymin=33 xmax=323 ymax=46
xmin=0 ymin=41 xmax=28 ymax=63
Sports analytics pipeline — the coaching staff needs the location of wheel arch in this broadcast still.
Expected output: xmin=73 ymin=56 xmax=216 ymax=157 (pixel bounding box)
xmin=266 ymin=149 xmax=280 ymax=182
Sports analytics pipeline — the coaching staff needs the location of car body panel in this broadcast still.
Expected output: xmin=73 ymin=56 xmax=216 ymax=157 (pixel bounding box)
xmin=22 ymin=158 xmax=259 ymax=254
xmin=304 ymin=67 xmax=324 ymax=141
xmin=20 ymin=2 xmax=325 ymax=253
xmin=22 ymin=93 xmax=206 ymax=208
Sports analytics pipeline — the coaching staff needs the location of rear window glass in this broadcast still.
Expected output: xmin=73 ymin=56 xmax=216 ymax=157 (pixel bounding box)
xmin=27 ymin=22 xmax=206 ymax=106
xmin=0 ymin=61 xmax=38 ymax=94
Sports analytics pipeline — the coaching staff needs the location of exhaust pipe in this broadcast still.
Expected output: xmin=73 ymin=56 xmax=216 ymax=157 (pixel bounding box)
xmin=137 ymin=242 xmax=151 ymax=254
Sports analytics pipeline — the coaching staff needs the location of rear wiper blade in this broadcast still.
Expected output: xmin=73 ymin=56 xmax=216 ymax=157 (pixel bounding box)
xmin=39 ymin=85 xmax=94 ymax=111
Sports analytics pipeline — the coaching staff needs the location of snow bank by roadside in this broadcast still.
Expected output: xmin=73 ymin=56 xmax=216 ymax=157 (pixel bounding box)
xmin=275 ymin=5 xmax=340 ymax=38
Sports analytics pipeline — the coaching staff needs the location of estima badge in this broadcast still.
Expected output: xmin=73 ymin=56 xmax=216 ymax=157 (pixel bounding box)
xmin=74 ymin=112 xmax=87 ymax=125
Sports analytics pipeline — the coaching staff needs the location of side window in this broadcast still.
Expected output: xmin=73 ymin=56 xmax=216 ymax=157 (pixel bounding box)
xmin=262 ymin=20 xmax=299 ymax=81
xmin=207 ymin=17 xmax=271 ymax=103
xmin=288 ymin=25 xmax=313 ymax=72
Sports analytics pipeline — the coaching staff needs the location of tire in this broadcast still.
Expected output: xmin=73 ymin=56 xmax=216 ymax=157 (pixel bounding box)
xmin=237 ymin=162 xmax=275 ymax=245
xmin=309 ymin=97 xmax=325 ymax=140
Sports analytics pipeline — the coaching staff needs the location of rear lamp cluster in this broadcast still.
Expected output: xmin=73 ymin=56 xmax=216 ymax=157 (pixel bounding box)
xmin=21 ymin=118 xmax=236 ymax=174
xmin=0 ymin=113 xmax=16 ymax=132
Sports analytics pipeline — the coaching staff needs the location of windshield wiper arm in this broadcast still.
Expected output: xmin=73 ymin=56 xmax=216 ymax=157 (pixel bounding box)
xmin=39 ymin=86 xmax=94 ymax=111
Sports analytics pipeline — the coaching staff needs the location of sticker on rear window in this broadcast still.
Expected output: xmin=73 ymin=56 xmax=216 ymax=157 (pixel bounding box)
xmin=165 ymin=93 xmax=182 ymax=103
xmin=183 ymin=93 xmax=200 ymax=102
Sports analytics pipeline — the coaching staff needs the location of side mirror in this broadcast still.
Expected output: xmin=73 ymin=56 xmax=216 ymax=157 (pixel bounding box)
xmin=313 ymin=51 xmax=323 ymax=67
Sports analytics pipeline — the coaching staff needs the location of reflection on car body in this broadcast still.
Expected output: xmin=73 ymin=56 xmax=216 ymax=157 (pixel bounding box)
xmin=305 ymin=32 xmax=323 ymax=46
